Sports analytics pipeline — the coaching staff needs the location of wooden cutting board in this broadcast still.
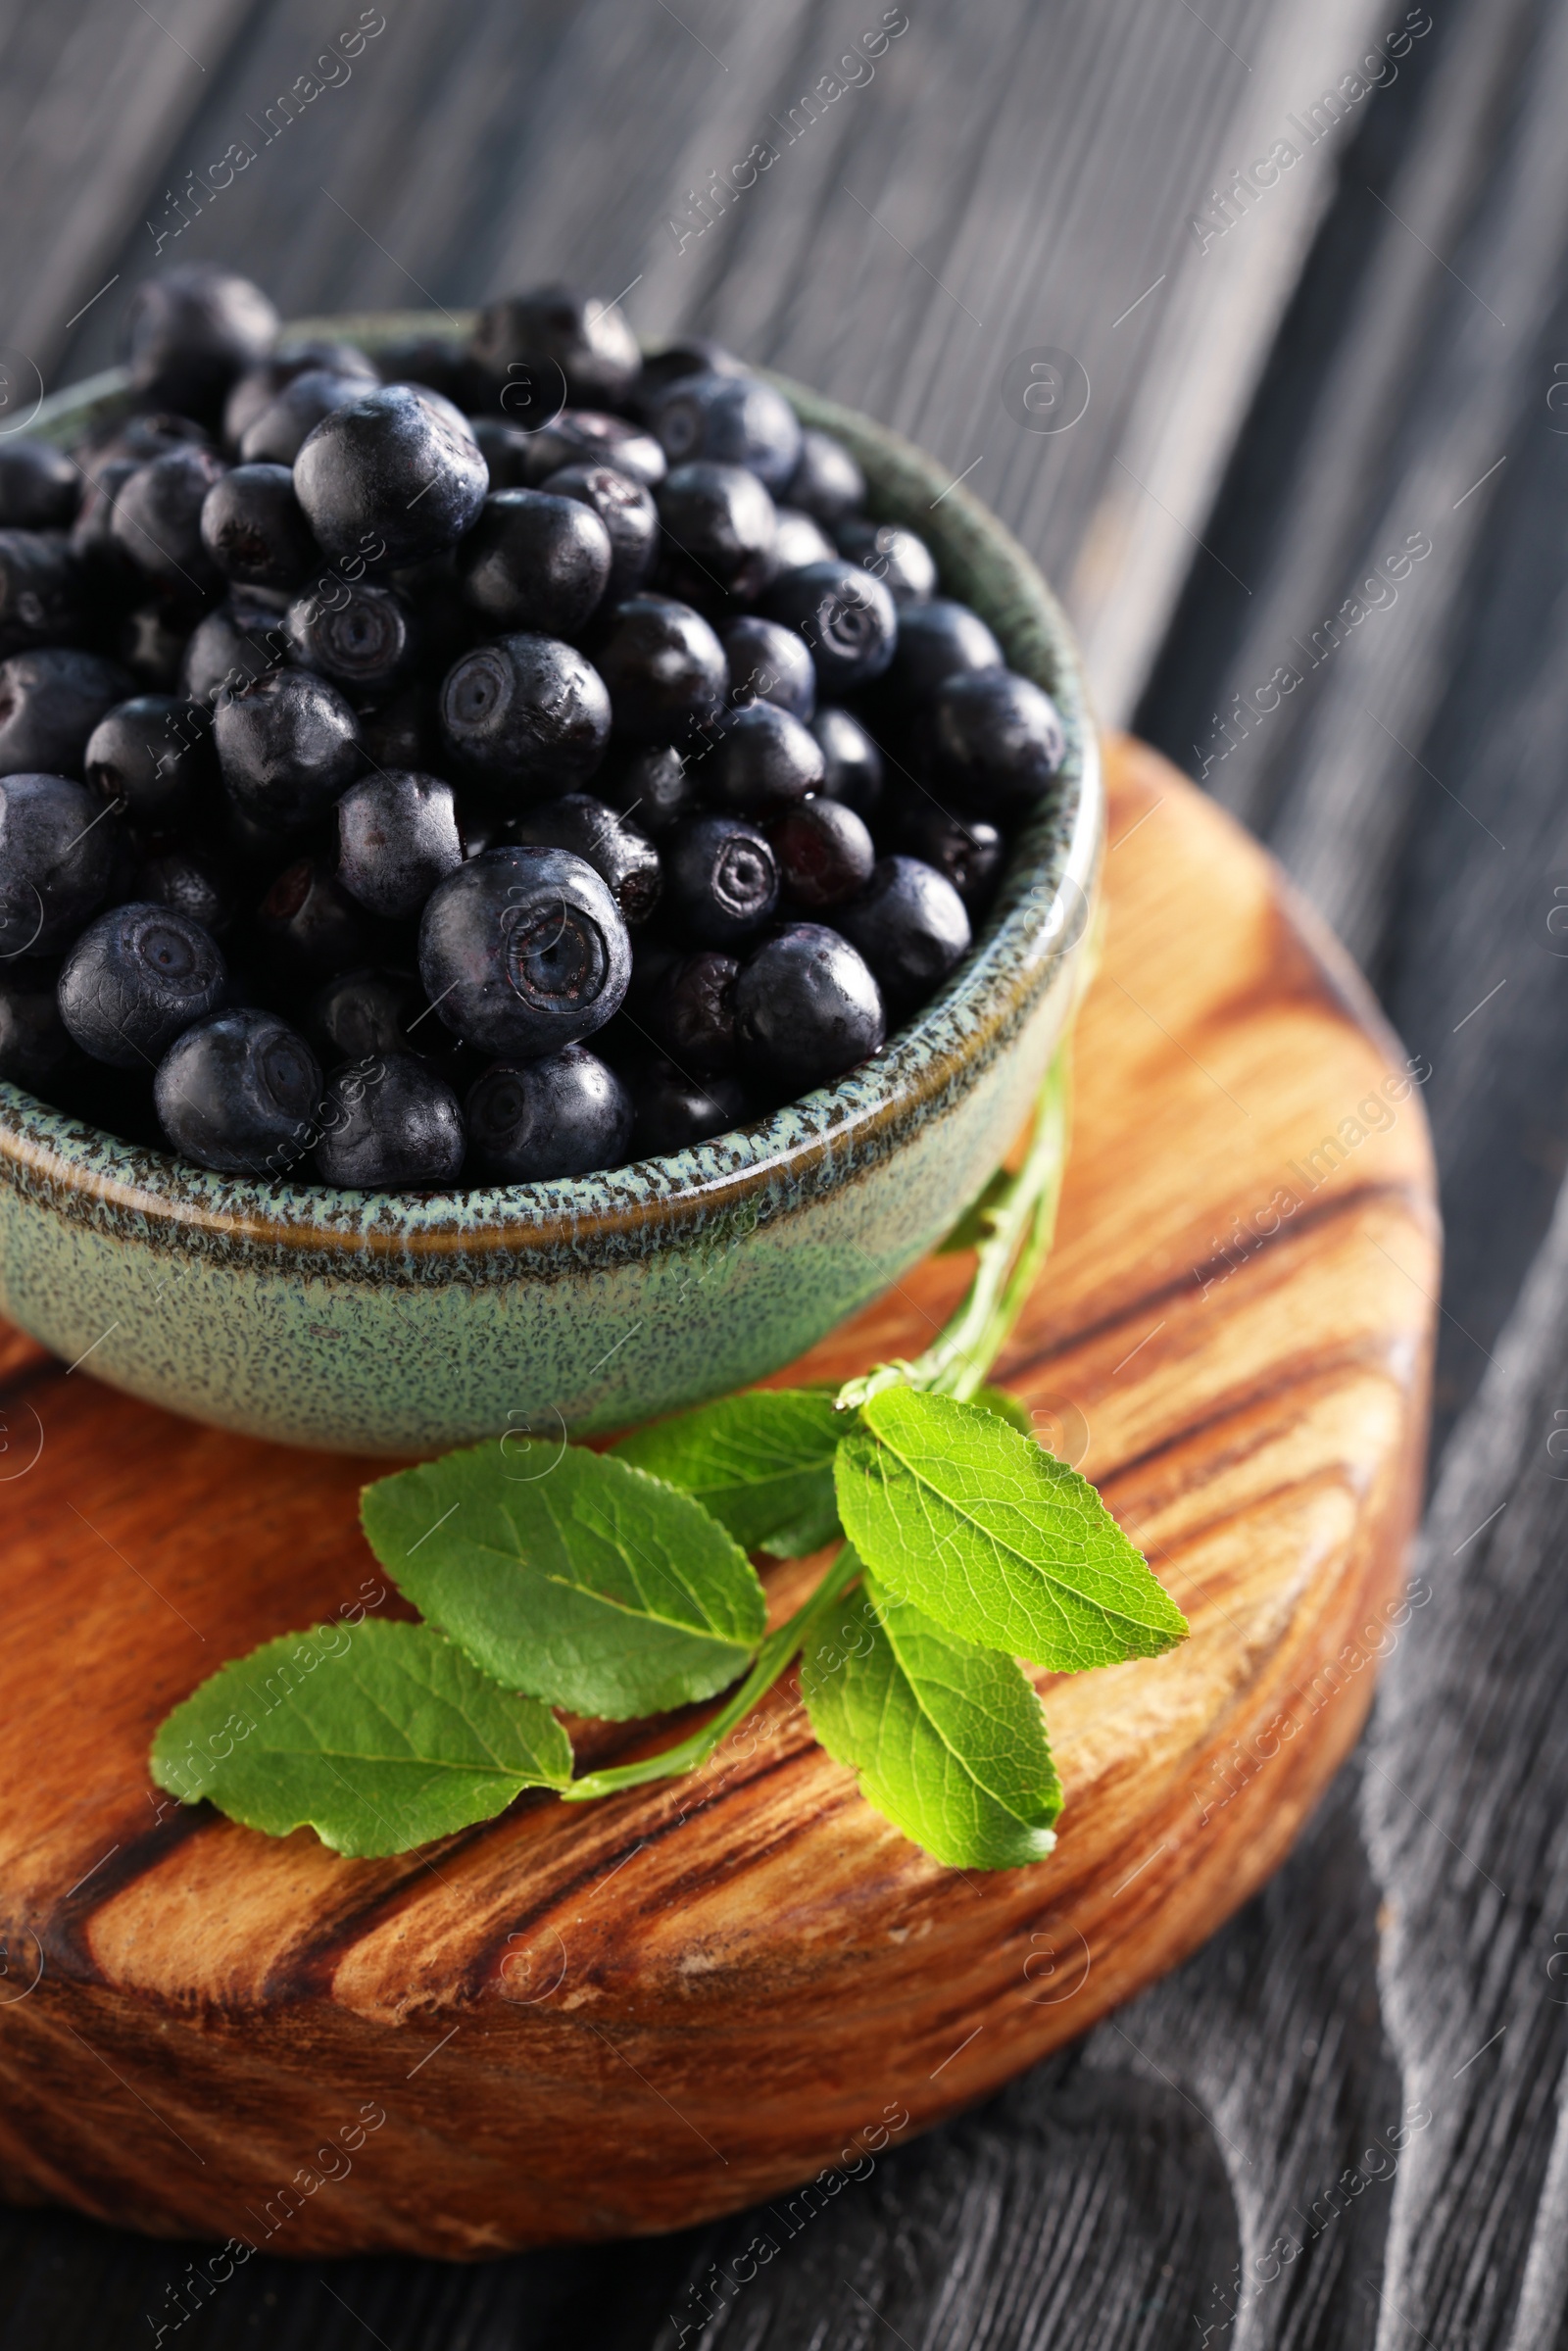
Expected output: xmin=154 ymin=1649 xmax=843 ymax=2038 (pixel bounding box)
xmin=0 ymin=740 xmax=1438 ymax=2258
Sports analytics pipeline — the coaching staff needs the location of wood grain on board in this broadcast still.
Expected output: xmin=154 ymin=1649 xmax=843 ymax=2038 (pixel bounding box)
xmin=0 ymin=740 xmax=1437 ymax=2255
xmin=0 ymin=743 xmax=1439 ymax=2247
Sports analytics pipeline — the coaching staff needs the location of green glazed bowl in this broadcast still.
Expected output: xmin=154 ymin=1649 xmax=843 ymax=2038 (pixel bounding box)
xmin=0 ymin=314 xmax=1102 ymax=1454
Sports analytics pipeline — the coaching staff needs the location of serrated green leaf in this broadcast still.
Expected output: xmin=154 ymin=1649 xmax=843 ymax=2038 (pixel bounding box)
xmin=801 ymin=1574 xmax=1060 ymax=1869
xmin=835 ymin=1390 xmax=1187 ymax=1671
xmin=612 ymin=1388 xmax=845 ymax=1556
xmin=361 ymin=1442 xmax=766 ymax=1720
xmin=150 ymin=1619 xmax=572 ymax=1858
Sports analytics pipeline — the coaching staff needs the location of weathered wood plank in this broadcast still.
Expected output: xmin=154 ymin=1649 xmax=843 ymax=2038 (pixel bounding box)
xmin=45 ymin=0 xmax=1390 ymax=739
xmin=0 ymin=0 xmax=259 ymax=373
xmin=1361 ymin=1171 xmax=1568 ymax=2351
xmin=1139 ymin=0 xmax=1568 ymax=1446
xmin=651 ymin=2049 xmax=1241 ymax=2351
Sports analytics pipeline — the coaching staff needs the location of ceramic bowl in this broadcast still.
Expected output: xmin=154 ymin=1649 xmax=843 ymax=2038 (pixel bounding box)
xmin=0 ymin=313 xmax=1102 ymax=1454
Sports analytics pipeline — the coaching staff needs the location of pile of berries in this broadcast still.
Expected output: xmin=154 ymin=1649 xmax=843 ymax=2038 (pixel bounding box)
xmin=0 ymin=268 xmax=1066 ymax=1190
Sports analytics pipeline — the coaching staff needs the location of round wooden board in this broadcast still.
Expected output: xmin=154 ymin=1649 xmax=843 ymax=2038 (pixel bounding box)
xmin=0 ymin=740 xmax=1438 ymax=2257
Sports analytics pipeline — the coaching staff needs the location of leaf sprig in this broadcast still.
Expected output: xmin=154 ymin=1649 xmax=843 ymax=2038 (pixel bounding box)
xmin=151 ymin=1048 xmax=1189 ymax=1869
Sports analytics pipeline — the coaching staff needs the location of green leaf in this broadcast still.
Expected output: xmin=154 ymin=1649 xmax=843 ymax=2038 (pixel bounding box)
xmin=612 ymin=1388 xmax=844 ymax=1556
xmin=835 ymin=1389 xmax=1187 ymax=1671
xmin=801 ymin=1575 xmax=1060 ymax=1869
xmin=150 ymin=1619 xmax=572 ymax=1858
xmin=361 ymin=1442 xmax=767 ymax=1720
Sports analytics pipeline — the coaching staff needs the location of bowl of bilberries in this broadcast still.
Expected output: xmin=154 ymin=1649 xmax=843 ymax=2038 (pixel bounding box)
xmin=0 ymin=268 xmax=1100 ymax=1456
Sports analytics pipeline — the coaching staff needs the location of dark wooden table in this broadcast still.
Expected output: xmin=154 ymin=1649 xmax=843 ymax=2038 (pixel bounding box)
xmin=4 ymin=3 xmax=1566 ymax=2345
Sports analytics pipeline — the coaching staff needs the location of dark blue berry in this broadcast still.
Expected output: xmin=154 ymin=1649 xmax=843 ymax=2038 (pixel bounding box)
xmin=315 ymin=1051 xmax=466 ymax=1187
xmin=111 ymin=445 xmax=228 ymax=596
xmin=0 ymin=773 xmax=119 ymax=955
xmin=85 ymin=695 xmax=214 ymax=828
xmin=510 ymin=793 xmax=662 ymax=926
xmin=117 ymin=595 xmax=204 ymax=696
xmin=335 ymin=769 xmax=463 ymax=920
xmin=58 ymin=901 xmax=225 ymax=1068
xmin=663 ymin=813 xmax=777 ymax=947
xmin=0 ymin=651 xmax=134 ymax=779
xmin=834 ymin=855 xmax=971 ymax=1017
xmin=307 ymin=966 xmax=424 ymax=1065
xmin=621 ymin=932 xmax=678 ymax=1015
xmin=785 ymin=429 xmax=865 ymax=524
xmin=650 ymin=372 xmax=802 ymax=492
xmin=181 ymin=600 xmax=287 ymax=709
xmin=239 ymin=368 xmax=374 ymax=466
xmin=932 ymin=668 xmax=1066 ymax=808
xmin=656 ymin=462 xmax=777 ymax=601
xmin=86 ymin=412 xmax=214 ymax=482
xmin=417 ymin=844 xmax=631 ymax=1057
xmin=132 ymin=840 xmax=238 ymax=938
xmin=222 ymin=342 xmax=377 ymax=449
xmin=760 ymin=561 xmax=897 ymax=693
xmin=709 ymin=702 xmax=824 ymax=815
xmin=888 ymin=598 xmax=1002 ymax=700
xmin=200 ymin=463 xmax=318 ymax=591
xmin=215 ymin=666 xmax=362 ymax=830
xmin=627 ymin=1060 xmax=749 ymax=1156
xmin=257 ymin=857 xmax=384 ymax=981
xmin=122 ymin=267 xmax=278 ymax=418
xmin=734 ymin=922 xmax=885 ymax=1089
xmin=521 ymin=411 xmax=666 ymax=489
xmin=456 ymin=490 xmax=612 ymax=635
xmin=294 ymin=385 xmax=488 ymax=567
xmin=0 ymin=532 xmax=87 ymax=654
xmin=466 ymin=1045 xmax=632 ymax=1180
xmin=643 ymin=949 xmax=738 ymax=1074
xmin=810 ymin=706 xmax=884 ymax=818
xmin=469 ymin=417 xmax=534 ymax=492
xmin=380 ymin=547 xmax=468 ymax=673
xmin=837 ymin=518 xmax=937 ymax=607
xmin=542 ymin=464 xmax=659 ymax=601
xmin=71 ymin=459 xmax=138 ymax=566
xmin=590 ymin=596 xmax=727 ymax=743
xmin=154 ymin=1006 xmax=320 ymax=1174
xmin=439 ymin=634 xmax=611 ymax=796
xmin=769 ymin=797 xmax=875 ymax=909
xmin=893 ymin=803 xmax=1004 ymax=909
xmin=224 ymin=797 xmax=292 ymax=868
xmin=454 ymin=796 xmax=506 ymax=860
xmin=286 ymin=579 xmax=418 ymax=698
xmin=360 ymin=685 xmax=433 ymax=773
xmin=633 ymin=337 xmax=745 ymax=417
xmin=719 ymin=614 xmax=815 ymax=719
xmin=469 ymin=287 xmax=641 ymax=412
xmin=0 ymin=441 xmax=79 ymax=532
xmin=772 ymin=509 xmax=836 ymax=571
xmin=595 ymin=742 xmax=694 ymax=835
xmin=0 ymin=965 xmax=74 ymax=1088
xmin=373 ymin=336 xmax=477 ymax=408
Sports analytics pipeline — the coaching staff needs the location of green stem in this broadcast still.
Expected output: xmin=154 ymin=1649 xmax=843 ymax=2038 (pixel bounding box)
xmin=834 ymin=1043 xmax=1071 ymax=1411
xmin=563 ymin=1543 xmax=865 ymax=1800
xmin=945 ymin=1057 xmax=1070 ymax=1402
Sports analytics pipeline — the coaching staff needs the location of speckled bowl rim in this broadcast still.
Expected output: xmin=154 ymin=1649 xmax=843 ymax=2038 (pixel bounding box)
xmin=0 ymin=312 xmax=1101 ymax=1266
